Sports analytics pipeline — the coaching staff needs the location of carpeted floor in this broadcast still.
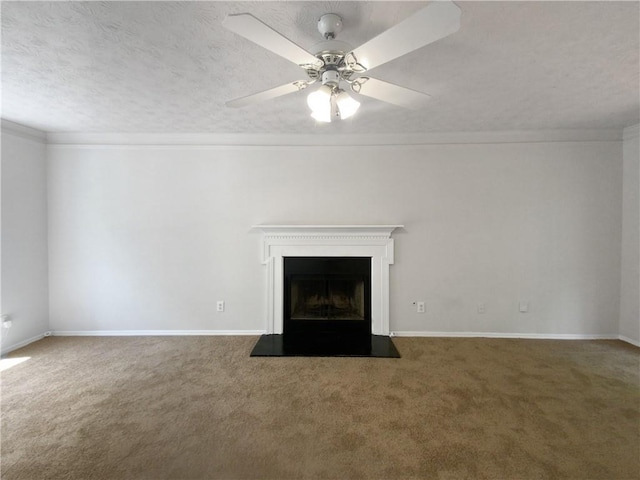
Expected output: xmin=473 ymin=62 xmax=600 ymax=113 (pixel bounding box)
xmin=1 ymin=336 xmax=638 ymax=480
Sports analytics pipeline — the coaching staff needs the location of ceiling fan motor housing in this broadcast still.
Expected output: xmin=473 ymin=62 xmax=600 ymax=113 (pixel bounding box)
xmin=321 ymin=70 xmax=340 ymax=87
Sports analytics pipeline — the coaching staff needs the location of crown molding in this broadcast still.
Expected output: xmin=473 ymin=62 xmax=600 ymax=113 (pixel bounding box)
xmin=45 ymin=129 xmax=623 ymax=147
xmin=1 ymin=119 xmax=47 ymax=143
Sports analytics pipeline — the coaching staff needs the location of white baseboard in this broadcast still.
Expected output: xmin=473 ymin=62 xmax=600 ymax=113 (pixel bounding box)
xmin=1 ymin=333 xmax=47 ymax=355
xmin=5 ymin=330 xmax=635 ymax=352
xmin=391 ymin=331 xmax=620 ymax=341
xmin=51 ymin=330 xmax=267 ymax=337
xmin=618 ymin=335 xmax=640 ymax=347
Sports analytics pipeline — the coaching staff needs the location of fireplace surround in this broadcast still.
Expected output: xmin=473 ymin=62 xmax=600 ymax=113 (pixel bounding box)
xmin=253 ymin=225 xmax=402 ymax=336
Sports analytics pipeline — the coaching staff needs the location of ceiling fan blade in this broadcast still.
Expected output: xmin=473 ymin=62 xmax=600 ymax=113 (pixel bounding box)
xmin=226 ymin=81 xmax=310 ymax=108
xmin=346 ymin=0 xmax=461 ymax=72
xmin=223 ymin=13 xmax=322 ymax=69
xmin=351 ymin=77 xmax=430 ymax=110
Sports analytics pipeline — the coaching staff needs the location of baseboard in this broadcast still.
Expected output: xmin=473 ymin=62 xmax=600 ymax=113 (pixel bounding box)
xmin=392 ymin=331 xmax=620 ymax=341
xmin=618 ymin=335 xmax=640 ymax=347
xmin=3 ymin=330 xmax=635 ymax=351
xmin=1 ymin=333 xmax=47 ymax=355
xmin=51 ymin=330 xmax=267 ymax=337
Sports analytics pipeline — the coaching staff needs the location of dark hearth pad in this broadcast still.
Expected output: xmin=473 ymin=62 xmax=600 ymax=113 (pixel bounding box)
xmin=250 ymin=334 xmax=400 ymax=358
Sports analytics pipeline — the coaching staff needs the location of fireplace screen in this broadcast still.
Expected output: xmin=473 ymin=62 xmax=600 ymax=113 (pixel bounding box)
xmin=290 ymin=276 xmax=366 ymax=321
xmin=283 ymin=257 xmax=371 ymax=336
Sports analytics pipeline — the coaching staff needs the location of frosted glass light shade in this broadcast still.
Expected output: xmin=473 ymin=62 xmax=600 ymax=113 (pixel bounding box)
xmin=336 ymin=91 xmax=360 ymax=119
xmin=311 ymin=109 xmax=332 ymax=123
xmin=307 ymin=85 xmax=333 ymax=122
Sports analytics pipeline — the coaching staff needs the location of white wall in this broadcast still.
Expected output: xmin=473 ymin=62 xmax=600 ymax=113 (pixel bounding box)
xmin=47 ymin=137 xmax=623 ymax=337
xmin=620 ymin=125 xmax=640 ymax=344
xmin=1 ymin=122 xmax=49 ymax=353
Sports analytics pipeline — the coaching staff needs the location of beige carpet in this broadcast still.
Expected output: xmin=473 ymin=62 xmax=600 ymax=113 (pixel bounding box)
xmin=1 ymin=336 xmax=638 ymax=480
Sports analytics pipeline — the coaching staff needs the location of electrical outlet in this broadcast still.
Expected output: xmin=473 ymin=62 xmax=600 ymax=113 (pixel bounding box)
xmin=519 ymin=301 xmax=529 ymax=313
xmin=477 ymin=303 xmax=486 ymax=314
xmin=416 ymin=301 xmax=426 ymax=313
xmin=216 ymin=301 xmax=225 ymax=312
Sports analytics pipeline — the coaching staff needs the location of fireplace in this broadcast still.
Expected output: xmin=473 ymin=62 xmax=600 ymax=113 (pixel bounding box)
xmin=284 ymin=257 xmax=371 ymax=336
xmin=252 ymin=224 xmax=402 ymax=336
xmin=250 ymin=225 xmax=402 ymax=357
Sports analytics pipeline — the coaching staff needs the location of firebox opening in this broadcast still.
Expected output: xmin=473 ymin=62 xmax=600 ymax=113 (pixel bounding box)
xmin=284 ymin=257 xmax=372 ymax=336
xmin=290 ymin=276 xmax=366 ymax=321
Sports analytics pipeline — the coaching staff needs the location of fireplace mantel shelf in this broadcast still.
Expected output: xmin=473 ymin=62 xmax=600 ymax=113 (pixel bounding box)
xmin=252 ymin=225 xmax=404 ymax=238
xmin=254 ymin=224 xmax=403 ymax=336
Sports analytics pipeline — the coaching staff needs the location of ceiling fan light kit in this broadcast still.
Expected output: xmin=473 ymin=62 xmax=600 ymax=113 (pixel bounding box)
xmin=307 ymin=85 xmax=360 ymax=123
xmin=306 ymin=69 xmax=360 ymax=123
xmin=222 ymin=1 xmax=462 ymax=123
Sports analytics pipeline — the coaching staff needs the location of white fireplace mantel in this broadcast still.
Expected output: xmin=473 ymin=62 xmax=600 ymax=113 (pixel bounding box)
xmin=252 ymin=225 xmax=403 ymax=335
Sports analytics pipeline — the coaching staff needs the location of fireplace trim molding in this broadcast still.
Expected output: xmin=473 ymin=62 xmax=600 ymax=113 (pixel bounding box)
xmin=253 ymin=225 xmax=403 ymax=335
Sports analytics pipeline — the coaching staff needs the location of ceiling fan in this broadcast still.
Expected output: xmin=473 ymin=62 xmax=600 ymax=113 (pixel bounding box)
xmin=222 ymin=1 xmax=461 ymax=122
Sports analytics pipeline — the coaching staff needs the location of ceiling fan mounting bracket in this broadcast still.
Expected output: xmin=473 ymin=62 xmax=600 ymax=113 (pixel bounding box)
xmin=305 ymin=69 xmax=320 ymax=81
xmin=344 ymin=52 xmax=367 ymax=73
xmin=317 ymin=13 xmax=343 ymax=40
xmin=293 ymin=81 xmax=310 ymax=91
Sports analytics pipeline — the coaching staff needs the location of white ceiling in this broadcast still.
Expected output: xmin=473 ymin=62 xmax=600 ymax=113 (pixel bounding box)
xmin=1 ymin=1 xmax=638 ymax=134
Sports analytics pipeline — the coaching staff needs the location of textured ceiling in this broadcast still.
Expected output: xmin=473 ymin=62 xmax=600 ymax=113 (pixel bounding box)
xmin=1 ymin=1 xmax=638 ymax=134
